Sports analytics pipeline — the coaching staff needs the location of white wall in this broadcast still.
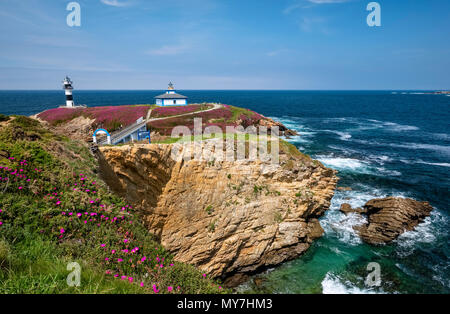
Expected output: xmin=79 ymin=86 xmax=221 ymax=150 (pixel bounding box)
xmin=162 ymin=99 xmax=187 ymax=106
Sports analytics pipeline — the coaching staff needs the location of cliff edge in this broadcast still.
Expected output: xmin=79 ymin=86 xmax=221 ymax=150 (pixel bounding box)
xmin=98 ymin=141 xmax=337 ymax=286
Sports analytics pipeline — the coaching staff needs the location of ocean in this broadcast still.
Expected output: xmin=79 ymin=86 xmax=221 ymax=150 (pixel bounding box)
xmin=0 ymin=90 xmax=449 ymax=294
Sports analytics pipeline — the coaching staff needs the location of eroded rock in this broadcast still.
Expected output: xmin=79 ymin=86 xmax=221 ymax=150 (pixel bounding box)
xmin=339 ymin=203 xmax=367 ymax=215
xmin=355 ymin=197 xmax=433 ymax=245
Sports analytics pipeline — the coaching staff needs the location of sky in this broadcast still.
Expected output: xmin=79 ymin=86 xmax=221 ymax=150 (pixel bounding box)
xmin=0 ymin=0 xmax=449 ymax=90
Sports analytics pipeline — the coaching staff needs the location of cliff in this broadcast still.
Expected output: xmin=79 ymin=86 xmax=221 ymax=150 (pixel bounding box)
xmin=98 ymin=141 xmax=337 ymax=286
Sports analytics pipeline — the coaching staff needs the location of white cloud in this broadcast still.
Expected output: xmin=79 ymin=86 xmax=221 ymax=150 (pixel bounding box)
xmin=307 ymin=0 xmax=350 ymax=3
xmin=284 ymin=0 xmax=351 ymax=14
xmin=266 ymin=49 xmax=290 ymax=57
xmin=146 ymin=43 xmax=190 ymax=56
xmin=100 ymin=0 xmax=132 ymax=7
xmin=298 ymin=17 xmax=330 ymax=34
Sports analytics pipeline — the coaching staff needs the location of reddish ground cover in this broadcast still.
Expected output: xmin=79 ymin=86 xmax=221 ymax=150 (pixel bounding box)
xmin=38 ymin=106 xmax=150 ymax=132
xmin=147 ymin=105 xmax=264 ymax=135
xmin=150 ymin=104 xmax=212 ymax=118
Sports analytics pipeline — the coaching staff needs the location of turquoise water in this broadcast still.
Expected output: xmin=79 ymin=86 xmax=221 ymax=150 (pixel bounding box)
xmin=0 ymin=90 xmax=449 ymax=293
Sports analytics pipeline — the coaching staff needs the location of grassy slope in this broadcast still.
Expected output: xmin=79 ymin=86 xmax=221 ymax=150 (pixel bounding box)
xmin=0 ymin=116 xmax=226 ymax=294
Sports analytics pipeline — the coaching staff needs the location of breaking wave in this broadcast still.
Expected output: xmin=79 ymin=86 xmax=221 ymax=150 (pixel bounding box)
xmin=321 ymin=272 xmax=381 ymax=294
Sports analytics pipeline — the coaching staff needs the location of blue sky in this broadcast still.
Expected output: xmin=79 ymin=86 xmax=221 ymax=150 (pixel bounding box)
xmin=0 ymin=0 xmax=449 ymax=90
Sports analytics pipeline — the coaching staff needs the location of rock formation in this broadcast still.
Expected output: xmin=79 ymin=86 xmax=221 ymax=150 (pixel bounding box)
xmin=258 ymin=116 xmax=298 ymax=137
xmin=339 ymin=203 xmax=367 ymax=215
xmin=354 ymin=197 xmax=433 ymax=245
xmin=98 ymin=141 xmax=337 ymax=286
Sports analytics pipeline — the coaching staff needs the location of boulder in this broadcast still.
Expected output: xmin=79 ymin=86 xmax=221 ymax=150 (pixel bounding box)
xmin=339 ymin=203 xmax=366 ymax=215
xmin=356 ymin=197 xmax=433 ymax=245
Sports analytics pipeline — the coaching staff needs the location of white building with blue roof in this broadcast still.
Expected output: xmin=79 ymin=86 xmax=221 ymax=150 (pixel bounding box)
xmin=155 ymin=82 xmax=188 ymax=106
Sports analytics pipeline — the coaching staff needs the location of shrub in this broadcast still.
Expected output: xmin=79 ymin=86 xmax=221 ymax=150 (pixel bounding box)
xmin=205 ymin=205 xmax=213 ymax=215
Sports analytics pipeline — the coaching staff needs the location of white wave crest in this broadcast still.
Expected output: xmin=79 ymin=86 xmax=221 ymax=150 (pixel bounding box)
xmin=321 ymin=272 xmax=381 ymax=294
xmin=395 ymin=211 xmax=448 ymax=257
xmin=316 ymin=156 xmax=367 ymax=171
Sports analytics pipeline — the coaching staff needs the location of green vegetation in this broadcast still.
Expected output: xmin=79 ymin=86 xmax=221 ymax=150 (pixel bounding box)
xmin=253 ymin=185 xmax=264 ymax=196
xmin=0 ymin=116 xmax=226 ymax=294
xmin=274 ymin=211 xmax=284 ymax=224
xmin=208 ymin=221 xmax=216 ymax=233
xmin=0 ymin=114 xmax=9 ymax=122
xmin=205 ymin=205 xmax=214 ymax=215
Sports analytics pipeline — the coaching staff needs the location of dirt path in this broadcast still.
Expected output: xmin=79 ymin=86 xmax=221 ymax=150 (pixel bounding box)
xmin=146 ymin=103 xmax=222 ymax=123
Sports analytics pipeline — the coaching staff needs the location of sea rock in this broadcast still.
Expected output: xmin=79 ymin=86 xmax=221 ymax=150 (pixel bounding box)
xmin=337 ymin=186 xmax=352 ymax=191
xmin=339 ymin=203 xmax=366 ymax=215
xmin=258 ymin=117 xmax=298 ymax=137
xmin=98 ymin=142 xmax=337 ymax=286
xmin=356 ymin=197 xmax=433 ymax=245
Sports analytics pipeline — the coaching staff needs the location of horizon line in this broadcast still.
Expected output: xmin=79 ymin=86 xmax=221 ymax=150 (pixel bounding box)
xmin=0 ymin=89 xmax=448 ymax=92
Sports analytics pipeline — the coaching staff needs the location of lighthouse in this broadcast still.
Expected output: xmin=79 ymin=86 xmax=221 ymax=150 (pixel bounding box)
xmin=63 ymin=76 xmax=75 ymax=108
xmin=155 ymin=82 xmax=188 ymax=106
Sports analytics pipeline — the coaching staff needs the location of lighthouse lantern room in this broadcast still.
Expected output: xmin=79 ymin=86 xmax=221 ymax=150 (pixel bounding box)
xmin=63 ymin=76 xmax=75 ymax=108
xmin=155 ymin=82 xmax=188 ymax=106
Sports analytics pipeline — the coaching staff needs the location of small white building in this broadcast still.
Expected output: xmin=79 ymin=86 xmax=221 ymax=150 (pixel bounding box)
xmin=155 ymin=82 xmax=188 ymax=106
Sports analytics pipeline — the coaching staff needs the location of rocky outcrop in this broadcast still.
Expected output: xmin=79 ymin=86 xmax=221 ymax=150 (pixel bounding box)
xmin=34 ymin=115 xmax=96 ymax=142
xmin=339 ymin=203 xmax=367 ymax=215
xmin=355 ymin=197 xmax=433 ymax=245
xmin=258 ymin=117 xmax=298 ymax=137
xmin=98 ymin=141 xmax=337 ymax=286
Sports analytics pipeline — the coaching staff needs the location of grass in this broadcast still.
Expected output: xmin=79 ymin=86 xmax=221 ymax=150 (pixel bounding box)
xmin=226 ymin=105 xmax=262 ymax=123
xmin=0 ymin=115 xmax=227 ymax=294
xmin=0 ymin=114 xmax=9 ymax=122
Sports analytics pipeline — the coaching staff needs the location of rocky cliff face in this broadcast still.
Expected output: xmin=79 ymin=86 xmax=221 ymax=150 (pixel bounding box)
xmin=98 ymin=142 xmax=337 ymax=286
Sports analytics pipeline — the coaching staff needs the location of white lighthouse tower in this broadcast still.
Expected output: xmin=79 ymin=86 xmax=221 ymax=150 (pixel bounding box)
xmin=62 ymin=76 xmax=75 ymax=108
